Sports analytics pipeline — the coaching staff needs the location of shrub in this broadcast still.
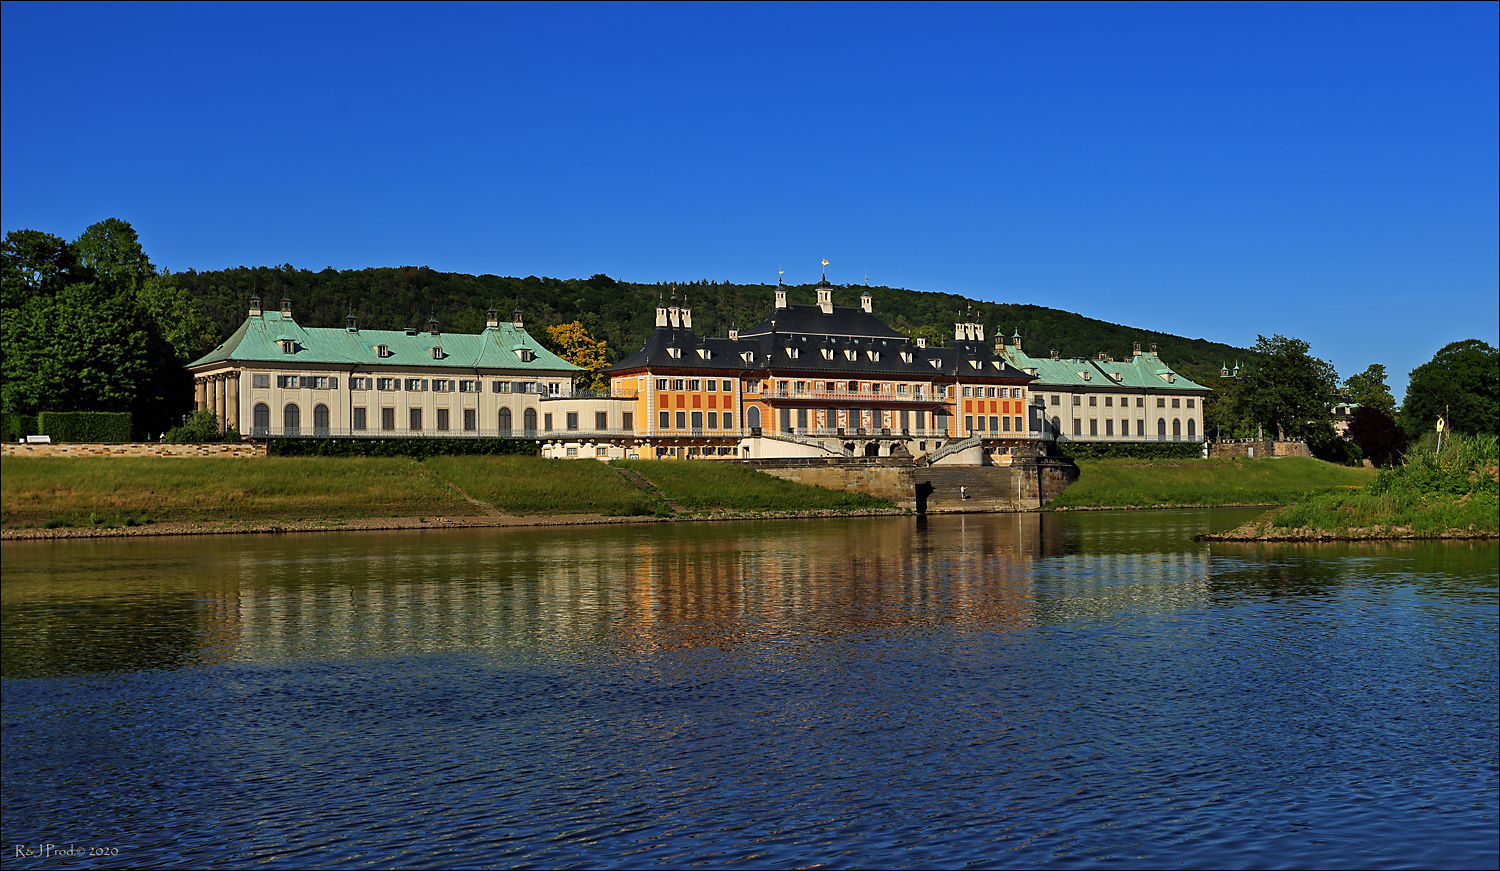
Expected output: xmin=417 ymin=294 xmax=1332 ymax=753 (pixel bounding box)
xmin=1053 ymin=441 xmax=1203 ymax=461
xmin=268 ymin=437 xmax=539 ymax=459
xmin=2 ymin=413 xmax=39 ymax=442
xmin=163 ymin=410 xmax=237 ymax=443
xmin=36 ymin=411 xmax=132 ymax=443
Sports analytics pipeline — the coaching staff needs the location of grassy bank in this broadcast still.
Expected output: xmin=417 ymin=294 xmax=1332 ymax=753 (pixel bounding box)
xmin=617 ymin=460 xmax=892 ymax=512
xmin=1229 ymin=434 xmax=1498 ymax=539
xmin=1048 ymin=457 xmax=1377 ymax=510
xmin=0 ymin=457 xmax=473 ymax=528
xmin=1 ymin=455 xmax=894 ymax=530
xmin=425 ymin=456 xmax=663 ymax=517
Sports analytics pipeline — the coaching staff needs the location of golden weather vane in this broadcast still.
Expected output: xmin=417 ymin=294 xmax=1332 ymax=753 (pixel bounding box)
xmin=821 ymin=258 xmax=829 ymax=280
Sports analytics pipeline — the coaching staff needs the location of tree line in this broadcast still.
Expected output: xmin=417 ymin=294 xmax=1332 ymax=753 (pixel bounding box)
xmin=4 ymin=218 xmax=1495 ymax=454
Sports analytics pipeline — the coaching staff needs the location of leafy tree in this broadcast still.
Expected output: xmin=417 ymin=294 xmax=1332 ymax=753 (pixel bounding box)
xmin=1234 ymin=334 xmax=1338 ymax=443
xmin=1346 ymin=406 xmax=1407 ymax=467
xmin=1402 ymin=339 xmax=1499 ymax=437
xmin=545 ymin=321 xmax=609 ymax=391
xmin=1342 ymin=364 xmax=1396 ymax=417
xmin=74 ymin=218 xmax=154 ymax=292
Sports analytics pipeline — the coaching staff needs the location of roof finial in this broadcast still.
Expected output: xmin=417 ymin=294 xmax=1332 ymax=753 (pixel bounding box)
xmin=821 ymin=257 xmax=829 ymax=280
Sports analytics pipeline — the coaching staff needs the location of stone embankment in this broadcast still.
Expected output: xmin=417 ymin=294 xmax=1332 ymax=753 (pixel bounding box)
xmin=2 ymin=442 xmax=266 ymax=458
xmin=742 ymin=456 xmax=1078 ymax=512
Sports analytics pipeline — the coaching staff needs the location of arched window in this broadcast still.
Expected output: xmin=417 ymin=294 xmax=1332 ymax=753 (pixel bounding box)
xmin=746 ymin=405 xmax=761 ymax=429
xmin=523 ymin=408 xmax=537 ymax=434
xmin=253 ymin=403 xmax=270 ymax=436
xmin=313 ymin=404 xmax=329 ymax=437
xmin=1187 ymin=418 xmax=1196 ymax=440
xmin=1173 ymin=418 xmax=1182 ymax=441
xmin=1157 ymin=418 xmax=1167 ymax=442
xmin=498 ymin=407 xmax=512 ymax=435
xmin=1051 ymin=415 xmax=1061 ymax=435
xmin=284 ymin=403 xmax=301 ymax=436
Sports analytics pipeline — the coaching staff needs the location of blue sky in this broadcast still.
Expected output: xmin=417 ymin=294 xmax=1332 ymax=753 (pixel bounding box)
xmin=3 ymin=2 xmax=1495 ymax=399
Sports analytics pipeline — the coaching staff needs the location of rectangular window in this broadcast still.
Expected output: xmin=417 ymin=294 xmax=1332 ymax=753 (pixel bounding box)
xmin=597 ymin=447 xmax=608 ymax=457
xmin=676 ymin=411 xmax=687 ymax=429
xmin=548 ymin=382 xmax=560 ymax=396
xmin=381 ymin=407 xmax=395 ymax=431
xmin=566 ymin=447 xmax=578 ymax=458
xmin=1051 ymin=395 xmax=1060 ymax=405
xmin=1187 ymin=398 xmax=1195 ymax=408
xmin=963 ymin=387 xmax=973 ymax=397
xmin=459 ymin=380 xmax=476 ymax=393
xmin=1135 ymin=420 xmax=1144 ymax=436
xmin=656 ymin=378 xmax=668 ymax=391
xmin=672 ymin=379 xmax=685 ymax=391
xmin=1072 ymin=395 xmax=1081 ymax=406
xmin=965 ymin=415 xmax=975 ymax=432
xmin=405 ymin=378 xmax=422 ymax=391
xmin=1088 ymin=395 xmax=1097 ymax=406
xmin=706 ymin=379 xmax=717 ymax=392
xmin=622 ymin=412 xmax=634 ymax=431
xmin=1172 ymin=398 xmax=1181 ymax=408
xmin=691 ymin=411 xmax=704 ymax=430
xmin=1000 ymin=415 xmax=1009 ymax=432
xmin=492 ymin=380 xmax=509 ymax=393
xmin=566 ymin=412 xmax=579 ymax=430
xmin=277 ymin=375 xmax=297 ymax=388
xmin=985 ymin=387 xmax=995 ymax=398
xmin=353 ymin=408 xmax=367 ymax=430
xmin=544 ymin=413 xmax=553 ymax=431
xmin=689 ymin=379 xmax=701 ymax=391
xmin=1105 ymin=396 xmax=1113 ymax=407
xmin=253 ymin=373 xmax=270 ymax=389
xmin=1073 ymin=418 xmax=1082 ymax=436
xmin=744 ymin=381 xmax=759 ymax=394
xmin=659 ymin=411 xmax=670 ymax=429
xmin=463 ymin=408 xmax=476 ymax=431
xmin=437 ymin=409 xmax=450 ymax=431
xmin=350 ymin=377 xmax=369 ymax=390
xmin=1136 ymin=397 xmax=1144 ymax=407
xmin=1014 ymin=416 xmax=1023 ymax=433
xmin=409 ymin=408 xmax=423 ymax=430
xmin=431 ymin=380 xmax=447 ymax=392
xmin=378 ymin=378 xmax=398 ymax=391
xmin=596 ymin=411 xmax=608 ymax=430
xmin=1105 ymin=419 xmax=1114 ymax=436
xmin=1090 ymin=418 xmax=1098 ymax=436
xmin=707 ymin=411 xmax=718 ymax=429
xmin=1157 ymin=397 xmax=1166 ymax=408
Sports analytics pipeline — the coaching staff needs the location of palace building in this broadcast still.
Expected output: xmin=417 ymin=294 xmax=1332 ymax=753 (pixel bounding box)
xmin=189 ymin=283 xmax=1209 ymax=462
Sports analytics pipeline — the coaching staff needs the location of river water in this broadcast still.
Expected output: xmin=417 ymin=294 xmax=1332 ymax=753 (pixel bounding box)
xmin=2 ymin=510 xmax=1496 ymax=869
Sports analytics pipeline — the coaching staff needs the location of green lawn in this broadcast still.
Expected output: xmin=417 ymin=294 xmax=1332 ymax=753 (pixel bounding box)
xmin=1049 ymin=456 xmax=1377 ymax=509
xmin=0 ymin=456 xmax=471 ymax=527
xmin=423 ymin=455 xmax=662 ymax=516
xmin=616 ymin=459 xmax=892 ymax=512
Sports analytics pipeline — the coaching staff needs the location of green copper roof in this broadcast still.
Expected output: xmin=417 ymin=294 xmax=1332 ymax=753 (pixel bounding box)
xmin=188 ymin=312 xmax=581 ymax=372
xmin=999 ymin=345 xmax=1209 ymax=392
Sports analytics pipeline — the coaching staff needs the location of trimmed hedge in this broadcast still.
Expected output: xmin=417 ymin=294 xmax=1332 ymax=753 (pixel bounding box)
xmin=269 ymin=437 xmax=540 ymax=459
xmin=37 ymin=411 xmax=133 ymax=443
xmin=2 ymin=413 xmax=39 ymax=442
xmin=1053 ymin=441 xmax=1204 ymax=461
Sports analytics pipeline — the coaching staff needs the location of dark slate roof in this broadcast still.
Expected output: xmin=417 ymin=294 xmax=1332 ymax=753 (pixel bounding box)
xmin=607 ymin=325 xmax=1034 ymax=382
xmin=739 ymin=302 xmax=908 ymax=340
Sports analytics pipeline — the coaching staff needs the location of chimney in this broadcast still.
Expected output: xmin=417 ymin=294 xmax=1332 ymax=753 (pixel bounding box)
xmin=861 ymin=292 xmax=872 ymax=313
xmin=817 ymin=287 xmax=833 ymax=314
xmin=974 ymin=323 xmax=984 ymax=342
xmin=280 ymin=296 xmax=292 ymax=319
xmin=916 ymin=337 xmax=926 ymax=349
xmin=955 ymin=322 xmax=966 ymax=341
xmin=681 ymin=305 xmax=692 ymax=329
xmin=486 ymin=305 xmax=499 ymax=329
xmin=656 ymin=299 xmax=668 ymax=328
xmin=1133 ymin=341 xmax=1142 ymax=357
xmin=775 ymin=288 xmax=787 ymax=309
xmin=729 ymin=329 xmax=739 ymax=341
xmin=512 ymin=306 xmax=524 ymax=327
xmin=1050 ymin=349 xmax=1059 ymax=360
xmin=249 ymin=294 xmax=263 ymax=317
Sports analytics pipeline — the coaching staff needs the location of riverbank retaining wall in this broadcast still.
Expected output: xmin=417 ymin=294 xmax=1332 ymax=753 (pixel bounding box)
xmin=2 ymin=442 xmax=268 ymax=458
xmin=743 ymin=457 xmax=1078 ymax=512
xmin=1208 ymin=440 xmax=1311 ymax=459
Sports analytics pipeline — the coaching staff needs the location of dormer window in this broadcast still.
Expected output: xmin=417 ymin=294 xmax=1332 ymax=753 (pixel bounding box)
xmin=697 ymin=348 xmax=712 ymax=360
xmin=867 ymin=351 xmax=880 ymax=361
xmin=844 ymin=349 xmax=857 ymax=361
xmin=740 ymin=351 xmax=754 ymax=363
xmin=901 ymin=352 xmax=912 ymax=363
xmin=375 ymin=344 xmax=390 ymax=358
xmin=516 ymin=348 xmax=535 ymax=362
xmin=929 ymin=359 xmax=941 ymax=369
xmin=279 ymin=340 xmax=296 ymax=354
xmin=821 ymin=348 xmax=834 ymax=360
xmin=785 ymin=347 xmax=799 ymax=359
xmin=430 ymin=346 xmax=445 ymax=360
xmin=969 ymin=360 xmax=981 ymax=370
xmin=667 ymin=347 xmax=682 ymax=359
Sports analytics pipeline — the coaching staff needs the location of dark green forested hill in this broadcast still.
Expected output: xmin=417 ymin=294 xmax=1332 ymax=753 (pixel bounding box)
xmin=168 ymin=266 xmax=1246 ymax=384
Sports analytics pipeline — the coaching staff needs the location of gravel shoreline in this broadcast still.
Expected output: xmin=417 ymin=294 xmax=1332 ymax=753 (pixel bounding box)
xmin=1197 ymin=519 xmax=1497 ymax=542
